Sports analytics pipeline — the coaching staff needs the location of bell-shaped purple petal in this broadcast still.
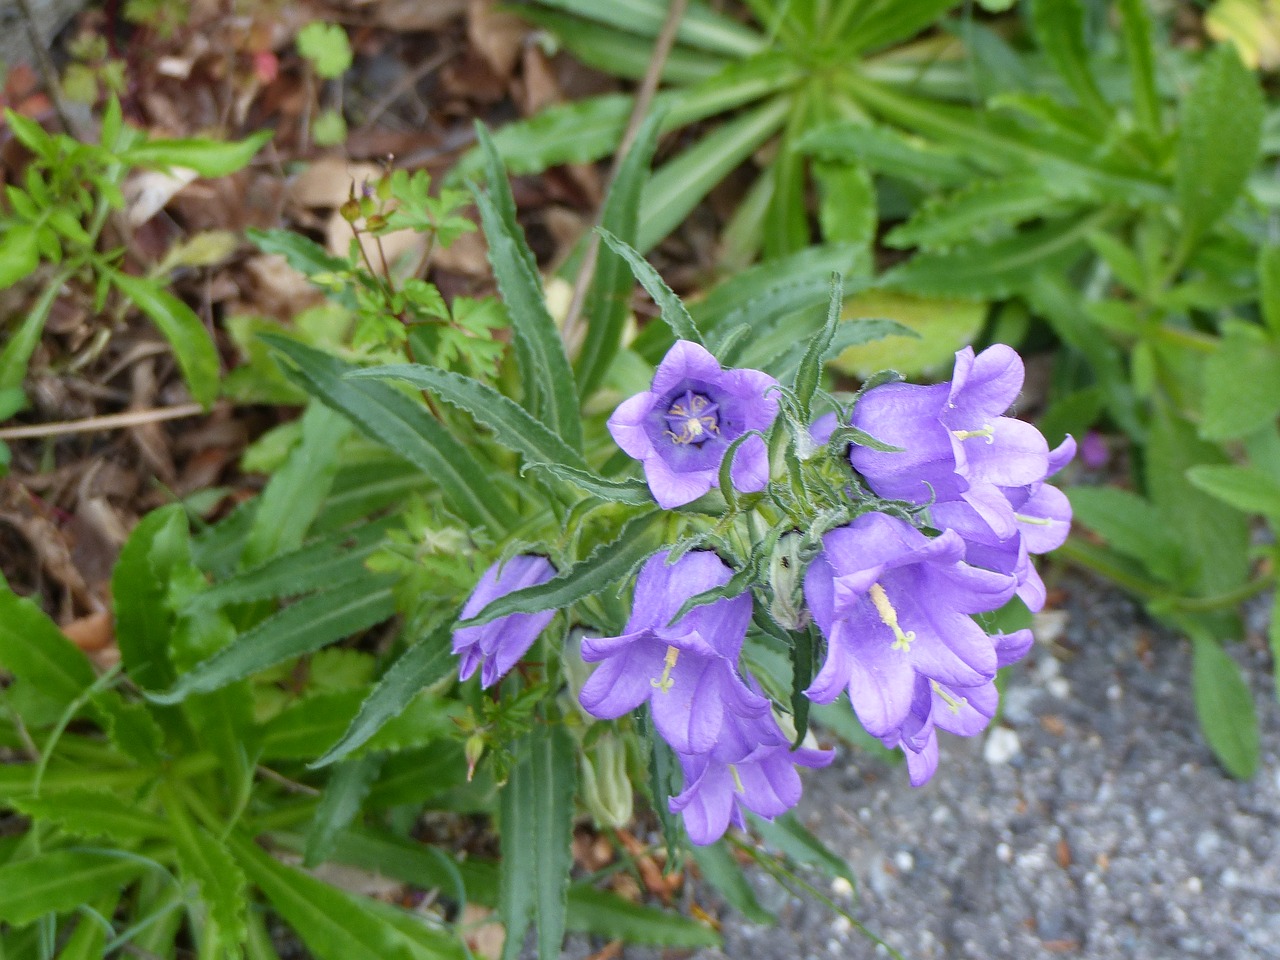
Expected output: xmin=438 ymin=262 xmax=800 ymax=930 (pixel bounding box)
xmin=452 ymin=555 xmax=557 ymax=688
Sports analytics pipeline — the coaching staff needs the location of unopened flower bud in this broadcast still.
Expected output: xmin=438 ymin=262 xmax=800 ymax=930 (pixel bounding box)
xmin=768 ymin=532 xmax=810 ymax=631
xmin=464 ymin=734 xmax=485 ymax=782
xmin=579 ymin=734 xmax=633 ymax=829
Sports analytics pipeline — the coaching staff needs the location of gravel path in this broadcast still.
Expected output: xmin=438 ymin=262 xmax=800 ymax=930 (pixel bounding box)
xmin=699 ymin=573 xmax=1280 ymax=960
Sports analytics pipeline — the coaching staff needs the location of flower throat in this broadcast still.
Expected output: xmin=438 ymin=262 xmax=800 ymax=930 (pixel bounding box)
xmin=664 ymin=390 xmax=720 ymax=445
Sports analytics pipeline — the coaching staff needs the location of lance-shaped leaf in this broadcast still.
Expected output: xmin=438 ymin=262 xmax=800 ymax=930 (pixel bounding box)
xmin=597 ymin=228 xmax=703 ymax=346
xmin=149 ymin=578 xmax=397 ymax=703
xmin=121 ymin=130 xmax=271 ymax=177
xmin=792 ymin=273 xmax=843 ymax=423
xmin=112 ymin=271 xmax=220 ymax=407
xmin=1189 ymin=628 xmax=1258 ymax=779
xmin=346 ymin=364 xmax=590 ymax=472
xmin=0 ymin=851 xmax=144 ymax=925
xmin=0 ymin=586 xmax=95 ymax=708
xmin=459 ymin=512 xmax=661 ymax=629
xmin=305 ymin=754 xmax=384 ymax=867
xmin=9 ymin=789 xmax=169 ymax=844
xmin=263 ymin=335 xmax=515 ymax=533
xmin=474 ymin=126 xmax=582 ymax=451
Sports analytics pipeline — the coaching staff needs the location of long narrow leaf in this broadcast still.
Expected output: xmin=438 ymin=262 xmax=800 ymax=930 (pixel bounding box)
xmin=596 ymin=228 xmax=702 ymax=346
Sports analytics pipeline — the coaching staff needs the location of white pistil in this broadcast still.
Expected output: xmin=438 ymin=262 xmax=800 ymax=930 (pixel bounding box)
xmin=1014 ymin=513 xmax=1052 ymax=526
xmin=869 ymin=583 xmax=916 ymax=652
xmin=931 ymin=679 xmax=967 ymax=714
xmin=729 ymin=764 xmax=746 ymax=794
xmin=951 ymin=423 xmax=996 ymax=444
xmin=650 ymin=645 xmax=680 ymax=693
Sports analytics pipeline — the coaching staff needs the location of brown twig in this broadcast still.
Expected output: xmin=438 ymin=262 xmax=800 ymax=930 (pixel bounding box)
xmin=0 ymin=403 xmax=208 ymax=441
xmin=560 ymin=0 xmax=689 ymax=354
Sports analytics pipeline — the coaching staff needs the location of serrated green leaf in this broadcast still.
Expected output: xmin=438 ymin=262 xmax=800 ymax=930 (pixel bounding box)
xmin=461 ymin=513 xmax=659 ymax=628
xmin=1116 ymin=0 xmax=1161 ymax=133
xmin=1030 ymin=0 xmax=1111 ymax=124
xmin=0 ymin=850 xmax=143 ymax=925
xmin=577 ymin=109 xmax=665 ymax=398
xmin=1261 ymin=245 xmax=1280 ymax=337
xmin=0 ymin=275 xmax=62 ymax=391
xmin=596 ymin=228 xmax=702 ymax=346
xmin=112 ymin=504 xmax=186 ymax=690
xmin=1190 ymin=631 xmax=1258 ymax=779
xmin=473 ymin=133 xmax=582 ymax=450
xmin=58 ymin=890 xmax=121 ymax=960
xmin=1186 ymin=465 xmax=1280 ymax=519
xmin=261 ymin=689 xmax=364 ymax=761
xmin=796 ymin=121 xmax=974 ymax=188
xmin=691 ymin=842 xmax=775 ymax=925
xmin=246 ymin=227 xmax=350 ymax=277
xmin=112 ymin=271 xmax=220 ymax=407
xmin=263 ymin=336 xmax=515 ymax=533
xmin=305 ymin=754 xmax=383 ymax=867
xmin=346 ymin=363 xmax=590 ymax=472
xmin=0 ymin=586 xmax=94 ymax=708
xmin=311 ymin=623 xmax=455 ymax=768
xmin=792 ymin=274 xmax=843 ymax=423
xmin=1201 ymin=322 xmax=1280 ymax=441
xmin=98 ymin=697 xmax=165 ymax=765
xmin=888 ymin=176 xmax=1079 ymax=252
xmin=528 ymin=0 xmax=764 ymax=56
xmin=121 ymin=130 xmax=271 ymax=177
xmin=850 ymin=0 xmax=961 ymax=54
xmin=812 ymin=160 xmax=875 ymax=252
xmin=165 ymin=789 xmax=248 ymax=946
xmin=8 ymin=789 xmax=167 ymax=843
xmin=1176 ymin=44 xmax=1264 ymax=252
xmin=150 ymin=579 xmax=396 ymax=703
xmin=229 ymin=833 xmax=466 ymax=960
xmin=1067 ymin=487 xmax=1188 ymax=585
xmin=531 ymin=463 xmax=653 ymax=504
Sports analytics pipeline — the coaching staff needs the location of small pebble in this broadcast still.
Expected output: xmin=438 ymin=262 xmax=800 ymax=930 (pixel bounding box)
xmin=894 ymin=850 xmax=915 ymax=873
xmin=1187 ymin=876 xmax=1203 ymax=894
xmin=1107 ymin=684 xmax=1123 ymax=701
xmin=997 ymin=842 xmax=1014 ymax=863
xmin=830 ymin=877 xmax=854 ymax=900
xmin=1047 ymin=677 xmax=1071 ymax=699
xmin=984 ymin=727 xmax=1022 ymax=765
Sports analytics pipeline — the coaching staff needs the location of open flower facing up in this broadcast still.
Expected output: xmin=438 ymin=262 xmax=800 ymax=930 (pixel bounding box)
xmin=803 ymin=512 xmax=1017 ymax=740
xmin=578 ymin=550 xmax=769 ymax=754
xmin=608 ymin=340 xmax=779 ymax=509
xmin=849 ymin=344 xmax=1051 ymax=539
xmin=452 ymin=555 xmax=556 ymax=688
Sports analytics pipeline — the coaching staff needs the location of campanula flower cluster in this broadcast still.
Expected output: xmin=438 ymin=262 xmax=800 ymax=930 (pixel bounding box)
xmin=449 ymin=338 xmax=1071 ymax=842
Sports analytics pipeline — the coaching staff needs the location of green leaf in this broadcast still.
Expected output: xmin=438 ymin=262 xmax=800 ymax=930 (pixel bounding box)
xmin=0 ymin=850 xmax=143 ymax=925
xmin=246 ymin=227 xmax=350 ymax=277
xmin=812 ymin=160 xmax=875 ymax=252
xmin=0 ymin=225 xmax=39 ymax=291
xmin=1176 ymin=44 xmax=1264 ymax=252
xmin=460 ymin=512 xmax=661 ymax=628
xmin=638 ymin=97 xmax=790 ymax=252
xmin=1030 ymin=0 xmax=1111 ymax=124
xmin=1186 ymin=465 xmax=1280 ymax=520
xmin=472 ymin=132 xmax=582 ymax=451
xmin=111 ymin=504 xmax=187 ymax=690
xmin=887 ymin=175 xmax=1078 ymax=252
xmin=150 ymin=579 xmax=397 ymax=703
xmin=597 ymin=228 xmax=703 ymax=346
xmin=499 ymin=727 xmax=577 ymax=960
xmin=691 ymin=842 xmax=775 ymax=925
xmin=0 ymin=586 xmax=95 ymax=707
xmin=576 ymin=108 xmax=665 ymax=398
xmin=849 ymin=0 xmax=962 ymax=54
xmin=527 ymin=0 xmax=764 ymax=57
xmin=311 ymin=623 xmax=455 ymax=768
xmin=112 ymin=271 xmax=220 ymax=407
xmin=827 ymin=290 xmax=979 ymax=380
xmin=58 ymin=890 xmax=121 ymax=960
xmin=8 ymin=789 xmax=168 ymax=843
xmin=567 ymin=885 xmax=720 ymax=946
xmin=0 ymin=275 xmax=62 ymax=391
xmin=297 ymin=21 xmax=353 ymax=78
xmin=1201 ymin=321 xmax=1280 ymax=441
xmin=1116 ymin=0 xmax=1161 ymax=133
xmin=166 ymin=791 xmax=249 ymax=947
xmin=1261 ymin=245 xmax=1280 ymax=337
xmin=532 ymin=463 xmax=654 ymax=504
xmin=1190 ymin=631 xmax=1258 ymax=779
xmin=263 ymin=336 xmax=515 ymax=533
xmin=346 ymin=363 xmax=590 ymax=472
xmin=1066 ymin=487 xmax=1188 ymax=585
xmin=749 ymin=811 xmax=853 ymax=883
xmin=796 ymin=121 xmax=974 ymax=188
xmin=229 ymin=833 xmax=466 ymax=960
xmin=305 ymin=754 xmax=383 ymax=867
xmin=122 ymin=130 xmax=271 ymax=178
xmin=792 ymin=274 xmax=843 ymax=423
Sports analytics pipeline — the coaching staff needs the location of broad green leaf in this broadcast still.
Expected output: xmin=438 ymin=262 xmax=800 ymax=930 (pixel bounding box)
xmin=346 ymin=363 xmax=590 ymax=472
xmin=577 ymin=109 xmax=665 ymax=398
xmin=99 ymin=697 xmax=165 ymax=765
xmin=111 ymin=504 xmax=187 ymax=690
xmin=261 ymin=689 xmax=364 ymax=761
xmin=165 ymin=790 xmax=248 ymax=946
xmin=749 ymin=811 xmax=853 ymax=883
xmin=8 ymin=789 xmax=168 ymax=843
xmin=849 ymin=0 xmax=962 ymax=54
xmin=768 ymin=316 xmax=914 ymax=384
xmin=885 ymin=214 xmax=1103 ymax=300
xmin=500 ymin=727 xmax=577 ymax=960
xmin=0 ymin=275 xmax=62 ymax=391
xmin=1260 ymin=245 xmax=1280 ymax=336
xmin=150 ymin=579 xmax=397 ymax=703
xmin=597 ymin=228 xmax=703 ymax=346
xmin=691 ymin=842 xmax=775 ymax=924
xmin=112 ymin=271 xmax=220 ymax=407
xmin=1186 ymin=465 xmax=1280 ymax=519
xmin=0 ymin=586 xmax=94 ymax=707
xmin=527 ymin=0 xmax=765 ymax=56
xmin=305 ymin=754 xmax=383 ymax=867
xmin=887 ymin=175 xmax=1079 ymax=252
xmin=1066 ymin=487 xmax=1188 ymax=585
xmin=1176 ymin=44 xmax=1264 ymax=252
xmin=1200 ymin=321 xmax=1280 ymax=441
xmin=797 ymin=121 xmax=975 ymax=188
xmin=263 ymin=336 xmax=515 ymax=533
xmin=638 ymin=96 xmax=790 ymax=251
xmin=311 ymin=623 xmax=455 ymax=768
xmin=459 ymin=512 xmax=661 ymax=628
xmin=121 ymin=130 xmax=271 ymax=177
xmin=812 ymin=160 xmax=875 ymax=252
xmin=1190 ymin=631 xmax=1258 ymax=779
xmin=829 ymin=290 xmax=982 ymax=379
xmin=473 ymin=132 xmax=582 ymax=451
xmin=242 ymin=403 xmax=349 ymax=566
xmin=0 ymin=225 xmax=39 ymax=291
xmin=1030 ymin=0 xmax=1111 ymax=123
xmin=229 ymin=833 xmax=466 ymax=960
xmin=0 ymin=850 xmax=143 ymax=925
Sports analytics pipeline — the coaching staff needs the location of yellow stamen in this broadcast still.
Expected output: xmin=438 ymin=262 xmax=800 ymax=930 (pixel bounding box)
xmin=729 ymin=764 xmax=745 ymax=794
xmin=869 ymin=583 xmax=916 ymax=652
xmin=930 ymin=679 xmax=968 ymax=714
xmin=650 ymin=645 xmax=680 ymax=693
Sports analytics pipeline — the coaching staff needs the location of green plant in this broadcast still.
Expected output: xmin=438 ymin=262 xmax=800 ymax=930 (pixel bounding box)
xmin=296 ymin=21 xmax=354 ymax=147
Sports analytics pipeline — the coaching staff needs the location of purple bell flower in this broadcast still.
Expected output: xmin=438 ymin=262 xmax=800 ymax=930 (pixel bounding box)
xmin=578 ymin=550 xmax=769 ymax=754
xmin=668 ymin=711 xmax=834 ymax=845
xmin=608 ymin=340 xmax=780 ymax=509
xmin=803 ymin=513 xmax=1017 ymax=739
xmin=849 ymin=345 xmax=1050 ymax=539
xmin=452 ymin=555 xmax=557 ymax=688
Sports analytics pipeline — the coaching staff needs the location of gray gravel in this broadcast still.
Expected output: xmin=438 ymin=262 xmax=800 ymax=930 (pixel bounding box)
xmin=696 ymin=573 xmax=1280 ymax=960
